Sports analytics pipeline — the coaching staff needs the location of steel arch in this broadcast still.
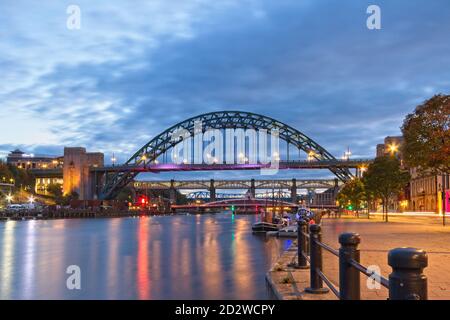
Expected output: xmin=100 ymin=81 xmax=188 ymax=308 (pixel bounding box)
xmin=100 ymin=111 xmax=352 ymax=199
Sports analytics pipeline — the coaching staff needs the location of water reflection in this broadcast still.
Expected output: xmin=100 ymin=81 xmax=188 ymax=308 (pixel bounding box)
xmin=137 ymin=217 xmax=150 ymax=299
xmin=0 ymin=213 xmax=288 ymax=299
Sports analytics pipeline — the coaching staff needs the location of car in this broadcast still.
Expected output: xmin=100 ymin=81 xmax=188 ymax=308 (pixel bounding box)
xmin=7 ymin=204 xmax=26 ymax=211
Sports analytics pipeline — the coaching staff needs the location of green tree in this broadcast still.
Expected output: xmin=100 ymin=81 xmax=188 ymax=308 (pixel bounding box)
xmin=47 ymin=183 xmax=63 ymax=198
xmin=401 ymin=94 xmax=450 ymax=174
xmin=116 ymin=186 xmax=135 ymax=202
xmin=0 ymin=161 xmax=14 ymax=184
xmin=363 ymin=156 xmax=410 ymax=222
xmin=337 ymin=178 xmax=365 ymax=216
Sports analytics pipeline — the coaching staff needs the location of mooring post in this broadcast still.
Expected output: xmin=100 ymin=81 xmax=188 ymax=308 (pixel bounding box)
xmin=339 ymin=233 xmax=361 ymax=300
xmin=388 ymin=248 xmax=428 ymax=300
xmin=305 ymin=224 xmax=329 ymax=294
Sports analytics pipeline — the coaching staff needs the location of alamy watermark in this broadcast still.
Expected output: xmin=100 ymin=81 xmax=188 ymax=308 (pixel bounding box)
xmin=66 ymin=265 xmax=81 ymax=290
xmin=367 ymin=5 xmax=381 ymax=30
xmin=169 ymin=121 xmax=280 ymax=175
xmin=366 ymin=265 xmax=382 ymax=290
xmin=66 ymin=5 xmax=81 ymax=30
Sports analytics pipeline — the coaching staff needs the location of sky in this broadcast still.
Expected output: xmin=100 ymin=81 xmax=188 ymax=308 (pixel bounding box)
xmin=1 ymin=0 xmax=449 ymax=182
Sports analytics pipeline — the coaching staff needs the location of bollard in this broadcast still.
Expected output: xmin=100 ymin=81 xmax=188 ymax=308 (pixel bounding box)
xmin=305 ymin=224 xmax=329 ymax=294
xmin=296 ymin=219 xmax=309 ymax=269
xmin=339 ymin=233 xmax=361 ymax=300
xmin=388 ymin=247 xmax=428 ymax=300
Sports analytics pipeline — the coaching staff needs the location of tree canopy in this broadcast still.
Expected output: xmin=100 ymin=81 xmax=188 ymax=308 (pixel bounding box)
xmin=337 ymin=178 xmax=365 ymax=213
xmin=401 ymin=94 xmax=450 ymax=174
xmin=363 ymin=156 xmax=410 ymax=221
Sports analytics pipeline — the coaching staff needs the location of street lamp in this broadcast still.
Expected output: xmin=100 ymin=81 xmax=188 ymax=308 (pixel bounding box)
xmin=141 ymin=154 xmax=147 ymax=168
xmin=343 ymin=147 xmax=352 ymax=161
xmin=388 ymin=143 xmax=399 ymax=155
xmin=6 ymin=194 xmax=13 ymax=204
xmin=111 ymin=153 xmax=116 ymax=167
xmin=28 ymin=196 xmax=35 ymax=204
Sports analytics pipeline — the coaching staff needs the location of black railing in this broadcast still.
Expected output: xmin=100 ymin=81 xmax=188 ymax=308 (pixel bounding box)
xmin=296 ymin=220 xmax=428 ymax=300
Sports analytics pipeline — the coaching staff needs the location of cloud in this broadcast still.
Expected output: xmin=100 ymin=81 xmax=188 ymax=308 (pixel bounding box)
xmin=1 ymin=0 xmax=449 ymax=182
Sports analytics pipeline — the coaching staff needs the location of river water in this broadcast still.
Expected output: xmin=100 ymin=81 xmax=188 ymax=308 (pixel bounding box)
xmin=0 ymin=213 xmax=291 ymax=299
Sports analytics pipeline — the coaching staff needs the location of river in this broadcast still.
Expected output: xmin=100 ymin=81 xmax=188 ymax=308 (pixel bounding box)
xmin=0 ymin=213 xmax=291 ymax=299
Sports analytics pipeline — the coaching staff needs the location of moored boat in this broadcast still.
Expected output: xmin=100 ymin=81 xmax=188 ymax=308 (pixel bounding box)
xmin=252 ymin=221 xmax=282 ymax=233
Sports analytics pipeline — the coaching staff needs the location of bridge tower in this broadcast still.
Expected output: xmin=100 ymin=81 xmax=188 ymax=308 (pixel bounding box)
xmin=63 ymin=147 xmax=104 ymax=200
xmin=291 ymin=178 xmax=298 ymax=203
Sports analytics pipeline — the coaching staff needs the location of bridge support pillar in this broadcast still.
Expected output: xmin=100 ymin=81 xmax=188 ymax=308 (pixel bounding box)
xmin=63 ymin=147 xmax=104 ymax=200
xmin=169 ymin=179 xmax=177 ymax=204
xmin=291 ymin=178 xmax=297 ymax=203
xmin=209 ymin=179 xmax=216 ymax=202
xmin=250 ymin=179 xmax=256 ymax=199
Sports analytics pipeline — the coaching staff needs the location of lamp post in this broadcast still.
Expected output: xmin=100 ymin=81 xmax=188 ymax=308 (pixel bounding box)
xmin=111 ymin=153 xmax=116 ymax=167
xmin=440 ymin=182 xmax=446 ymax=226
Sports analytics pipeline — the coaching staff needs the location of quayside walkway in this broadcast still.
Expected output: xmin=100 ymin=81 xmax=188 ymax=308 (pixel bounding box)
xmin=267 ymin=215 xmax=450 ymax=300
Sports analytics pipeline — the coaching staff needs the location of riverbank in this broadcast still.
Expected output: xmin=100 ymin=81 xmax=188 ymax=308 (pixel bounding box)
xmin=266 ymin=216 xmax=450 ymax=300
xmin=265 ymin=240 xmax=337 ymax=300
xmin=0 ymin=209 xmax=158 ymax=221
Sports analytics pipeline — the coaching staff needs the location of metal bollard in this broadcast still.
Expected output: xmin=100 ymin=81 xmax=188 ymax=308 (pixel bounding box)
xmin=388 ymin=248 xmax=428 ymax=300
xmin=305 ymin=224 xmax=329 ymax=294
xmin=296 ymin=219 xmax=309 ymax=269
xmin=339 ymin=233 xmax=361 ymax=300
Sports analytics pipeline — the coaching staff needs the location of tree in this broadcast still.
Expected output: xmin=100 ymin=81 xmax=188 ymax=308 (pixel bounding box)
xmin=337 ymin=178 xmax=365 ymax=216
xmin=363 ymin=156 xmax=410 ymax=222
xmin=47 ymin=183 xmax=63 ymax=198
xmin=401 ymin=94 xmax=450 ymax=174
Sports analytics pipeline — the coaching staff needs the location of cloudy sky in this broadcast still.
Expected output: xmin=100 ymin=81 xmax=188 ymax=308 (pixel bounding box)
xmin=1 ymin=0 xmax=449 ymax=181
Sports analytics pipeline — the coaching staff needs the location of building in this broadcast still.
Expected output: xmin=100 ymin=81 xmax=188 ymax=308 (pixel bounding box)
xmin=7 ymin=149 xmax=63 ymax=169
xmin=376 ymin=136 xmax=449 ymax=213
xmin=7 ymin=148 xmax=105 ymax=200
xmin=410 ymin=169 xmax=450 ymax=213
xmin=376 ymin=136 xmax=404 ymax=159
xmin=7 ymin=149 xmax=64 ymax=195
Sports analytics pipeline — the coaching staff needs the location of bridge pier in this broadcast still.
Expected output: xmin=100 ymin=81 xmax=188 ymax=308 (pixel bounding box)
xmin=291 ymin=178 xmax=297 ymax=203
xmin=209 ymin=179 xmax=216 ymax=202
xmin=169 ymin=179 xmax=177 ymax=204
xmin=250 ymin=179 xmax=256 ymax=198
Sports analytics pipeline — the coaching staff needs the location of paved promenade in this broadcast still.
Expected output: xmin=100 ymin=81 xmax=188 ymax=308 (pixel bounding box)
xmin=267 ymin=215 xmax=450 ymax=300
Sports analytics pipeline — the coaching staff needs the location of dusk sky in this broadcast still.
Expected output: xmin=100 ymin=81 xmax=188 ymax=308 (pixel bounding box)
xmin=1 ymin=0 xmax=449 ymax=181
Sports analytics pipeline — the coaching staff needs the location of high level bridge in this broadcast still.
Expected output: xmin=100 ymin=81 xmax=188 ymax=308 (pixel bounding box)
xmin=134 ymin=178 xmax=339 ymax=203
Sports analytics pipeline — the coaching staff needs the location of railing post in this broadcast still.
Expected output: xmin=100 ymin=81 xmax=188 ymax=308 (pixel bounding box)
xmin=296 ymin=219 xmax=309 ymax=269
xmin=305 ymin=224 xmax=329 ymax=294
xmin=339 ymin=233 xmax=361 ymax=300
xmin=388 ymin=248 xmax=428 ymax=300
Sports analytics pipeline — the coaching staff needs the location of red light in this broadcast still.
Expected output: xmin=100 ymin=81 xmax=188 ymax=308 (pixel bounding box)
xmin=141 ymin=198 xmax=146 ymax=204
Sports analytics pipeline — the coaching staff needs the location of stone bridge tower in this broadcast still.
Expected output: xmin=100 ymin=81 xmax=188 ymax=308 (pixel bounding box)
xmin=63 ymin=147 xmax=104 ymax=200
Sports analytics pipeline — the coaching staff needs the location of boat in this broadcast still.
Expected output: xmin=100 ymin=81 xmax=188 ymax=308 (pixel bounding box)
xmin=252 ymin=221 xmax=283 ymax=233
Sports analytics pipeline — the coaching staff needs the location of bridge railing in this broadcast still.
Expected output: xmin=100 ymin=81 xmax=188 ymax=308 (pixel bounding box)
xmin=296 ymin=220 xmax=428 ymax=300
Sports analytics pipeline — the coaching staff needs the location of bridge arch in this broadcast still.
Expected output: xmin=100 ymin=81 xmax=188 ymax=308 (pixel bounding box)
xmin=101 ymin=111 xmax=351 ymax=199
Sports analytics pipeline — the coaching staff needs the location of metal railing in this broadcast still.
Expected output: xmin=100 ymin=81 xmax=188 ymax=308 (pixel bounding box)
xmin=296 ymin=220 xmax=428 ymax=300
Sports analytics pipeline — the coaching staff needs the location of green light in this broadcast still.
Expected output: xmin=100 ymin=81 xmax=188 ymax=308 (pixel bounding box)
xmin=347 ymin=205 xmax=353 ymax=211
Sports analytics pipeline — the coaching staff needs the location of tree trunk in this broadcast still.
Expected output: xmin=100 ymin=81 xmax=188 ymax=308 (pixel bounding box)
xmin=384 ymin=197 xmax=389 ymax=222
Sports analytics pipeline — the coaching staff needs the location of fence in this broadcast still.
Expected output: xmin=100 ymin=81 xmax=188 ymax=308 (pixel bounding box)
xmin=296 ymin=220 xmax=428 ymax=300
